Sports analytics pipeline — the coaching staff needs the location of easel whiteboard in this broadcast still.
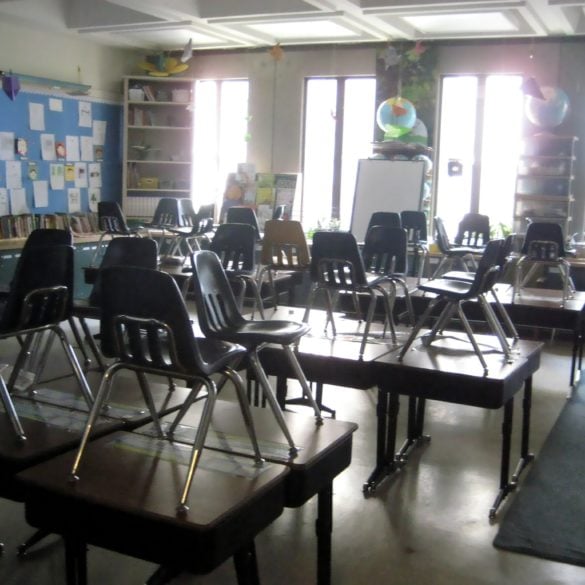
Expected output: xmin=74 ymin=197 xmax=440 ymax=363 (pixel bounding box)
xmin=350 ymin=159 xmax=425 ymax=242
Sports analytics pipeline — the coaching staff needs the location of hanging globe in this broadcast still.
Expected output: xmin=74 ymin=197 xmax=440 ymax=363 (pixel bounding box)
xmin=376 ymin=97 xmax=417 ymax=139
xmin=525 ymin=86 xmax=570 ymax=129
xmin=398 ymin=118 xmax=428 ymax=145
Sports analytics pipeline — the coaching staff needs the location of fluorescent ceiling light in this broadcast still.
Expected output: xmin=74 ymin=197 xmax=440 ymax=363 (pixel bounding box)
xmin=248 ymin=20 xmax=358 ymax=39
xmin=403 ymin=12 xmax=518 ymax=34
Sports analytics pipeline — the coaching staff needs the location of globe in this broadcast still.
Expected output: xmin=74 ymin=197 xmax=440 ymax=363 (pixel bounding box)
xmin=398 ymin=118 xmax=428 ymax=145
xmin=525 ymin=86 xmax=570 ymax=129
xmin=376 ymin=97 xmax=417 ymax=139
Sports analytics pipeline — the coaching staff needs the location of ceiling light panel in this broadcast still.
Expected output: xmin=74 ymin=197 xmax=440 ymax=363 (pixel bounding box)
xmin=247 ymin=20 xmax=359 ymax=39
xmin=404 ymin=12 xmax=518 ymax=34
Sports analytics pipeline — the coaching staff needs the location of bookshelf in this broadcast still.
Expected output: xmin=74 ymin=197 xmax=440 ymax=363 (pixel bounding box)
xmin=122 ymin=75 xmax=196 ymax=218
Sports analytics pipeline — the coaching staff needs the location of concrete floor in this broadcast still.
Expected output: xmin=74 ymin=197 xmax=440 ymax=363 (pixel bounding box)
xmin=0 ymin=326 xmax=584 ymax=584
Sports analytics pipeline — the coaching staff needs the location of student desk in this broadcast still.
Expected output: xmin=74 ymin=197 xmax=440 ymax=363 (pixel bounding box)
xmin=143 ymin=399 xmax=358 ymax=585
xmin=18 ymin=431 xmax=290 ymax=585
xmin=258 ymin=308 xmax=541 ymax=518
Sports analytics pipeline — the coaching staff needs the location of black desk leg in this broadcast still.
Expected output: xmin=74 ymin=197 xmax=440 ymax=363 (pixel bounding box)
xmin=512 ymin=376 xmax=534 ymax=483
xmin=396 ymin=396 xmax=430 ymax=463
xmin=316 ymin=483 xmax=333 ymax=585
xmin=489 ymin=399 xmax=514 ymax=520
xmin=363 ymin=388 xmax=399 ymax=494
xmin=64 ymin=535 xmax=87 ymax=585
xmin=233 ymin=541 xmax=260 ymax=585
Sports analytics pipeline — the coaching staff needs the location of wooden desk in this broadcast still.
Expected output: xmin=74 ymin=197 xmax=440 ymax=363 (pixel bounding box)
xmin=19 ymin=431 xmax=289 ymax=585
xmin=144 ymin=399 xmax=358 ymax=585
xmin=258 ymin=307 xmax=541 ymax=518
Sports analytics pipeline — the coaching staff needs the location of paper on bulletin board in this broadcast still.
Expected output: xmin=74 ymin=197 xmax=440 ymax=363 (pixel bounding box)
xmin=29 ymin=102 xmax=45 ymax=131
xmin=40 ymin=134 xmax=56 ymax=161
xmin=10 ymin=188 xmax=28 ymax=214
xmin=92 ymin=120 xmax=106 ymax=145
xmin=88 ymin=163 xmax=101 ymax=188
xmin=50 ymin=164 xmax=65 ymax=190
xmin=80 ymin=136 xmax=93 ymax=161
xmin=0 ymin=132 xmax=14 ymax=160
xmin=0 ymin=189 xmax=9 ymax=215
xmin=33 ymin=180 xmax=49 ymax=207
xmin=78 ymin=101 xmax=92 ymax=128
xmin=74 ymin=163 xmax=87 ymax=188
xmin=49 ymin=98 xmax=63 ymax=112
xmin=6 ymin=161 xmax=22 ymax=189
xmin=66 ymin=136 xmax=80 ymax=161
xmin=88 ymin=188 xmax=100 ymax=212
xmin=68 ymin=188 xmax=81 ymax=212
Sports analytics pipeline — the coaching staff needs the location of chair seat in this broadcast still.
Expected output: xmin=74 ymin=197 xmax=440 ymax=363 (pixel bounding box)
xmin=441 ymin=270 xmax=474 ymax=282
xmin=447 ymin=245 xmax=483 ymax=256
xmin=221 ymin=319 xmax=311 ymax=347
xmin=419 ymin=277 xmax=474 ymax=299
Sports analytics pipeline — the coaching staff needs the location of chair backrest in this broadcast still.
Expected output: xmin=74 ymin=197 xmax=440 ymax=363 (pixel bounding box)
xmin=190 ymin=250 xmax=247 ymax=337
xmin=179 ymin=198 xmax=198 ymax=226
xmin=521 ymin=221 xmax=567 ymax=258
xmin=465 ymin=239 xmax=504 ymax=297
xmin=310 ymin=230 xmax=368 ymax=287
xmin=260 ymin=219 xmax=310 ymax=269
xmin=89 ymin=237 xmax=159 ymax=306
xmin=400 ymin=210 xmax=428 ymax=243
xmin=0 ymin=244 xmax=74 ymax=331
xmin=366 ymin=211 xmax=401 ymax=236
xmin=24 ymin=228 xmax=73 ymax=248
xmin=226 ymin=206 xmax=261 ymax=240
xmin=434 ymin=217 xmax=452 ymax=254
xmin=99 ymin=266 xmax=210 ymax=374
xmin=209 ymin=223 xmax=257 ymax=273
xmin=362 ymin=226 xmax=409 ymax=275
xmin=150 ymin=197 xmax=183 ymax=228
xmin=97 ymin=201 xmax=133 ymax=235
xmin=454 ymin=213 xmax=490 ymax=247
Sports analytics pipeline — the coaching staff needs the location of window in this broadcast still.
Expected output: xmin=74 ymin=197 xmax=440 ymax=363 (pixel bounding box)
xmin=301 ymin=77 xmax=376 ymax=231
xmin=192 ymin=79 xmax=249 ymax=217
xmin=434 ymin=74 xmax=524 ymax=236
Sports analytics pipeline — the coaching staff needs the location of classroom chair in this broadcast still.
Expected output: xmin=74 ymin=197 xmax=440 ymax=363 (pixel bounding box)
xmin=401 ymin=210 xmax=429 ymax=282
xmin=454 ymin=212 xmax=491 ymax=248
xmin=69 ymin=265 xmax=264 ymax=514
xmin=226 ymin=206 xmax=262 ymax=240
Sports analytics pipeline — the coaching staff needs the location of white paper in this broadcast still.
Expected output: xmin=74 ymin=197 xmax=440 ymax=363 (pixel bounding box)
xmin=68 ymin=188 xmax=81 ymax=212
xmin=74 ymin=162 xmax=87 ymax=188
xmin=40 ymin=133 xmax=56 ymax=161
xmin=0 ymin=132 xmax=15 ymax=160
xmin=92 ymin=120 xmax=106 ymax=145
xmin=6 ymin=161 xmax=22 ymax=189
xmin=66 ymin=136 xmax=80 ymax=161
xmin=33 ymin=180 xmax=49 ymax=207
xmin=50 ymin=164 xmax=65 ymax=190
xmin=78 ymin=101 xmax=92 ymax=128
xmin=10 ymin=188 xmax=28 ymax=214
xmin=0 ymin=189 xmax=9 ymax=215
xmin=29 ymin=103 xmax=45 ymax=131
xmin=88 ymin=163 xmax=102 ymax=188
xmin=80 ymin=136 xmax=94 ymax=161
xmin=49 ymin=98 xmax=63 ymax=112
xmin=88 ymin=188 xmax=100 ymax=212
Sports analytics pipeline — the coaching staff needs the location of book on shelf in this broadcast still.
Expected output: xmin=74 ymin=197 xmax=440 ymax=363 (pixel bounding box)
xmin=142 ymin=85 xmax=155 ymax=101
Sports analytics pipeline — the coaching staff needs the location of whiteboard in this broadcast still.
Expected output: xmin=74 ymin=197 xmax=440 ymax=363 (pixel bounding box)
xmin=350 ymin=159 xmax=426 ymax=242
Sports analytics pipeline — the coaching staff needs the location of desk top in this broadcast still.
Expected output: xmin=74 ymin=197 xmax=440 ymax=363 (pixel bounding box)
xmin=20 ymin=431 xmax=289 ymax=572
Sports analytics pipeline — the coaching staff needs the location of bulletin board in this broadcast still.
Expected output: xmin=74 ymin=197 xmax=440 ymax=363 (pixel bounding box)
xmin=0 ymin=89 xmax=121 ymax=215
xmin=350 ymin=158 xmax=425 ymax=242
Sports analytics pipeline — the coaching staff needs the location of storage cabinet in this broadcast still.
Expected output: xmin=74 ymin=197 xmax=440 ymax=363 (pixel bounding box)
xmin=122 ymin=75 xmax=196 ymax=218
xmin=513 ymin=134 xmax=577 ymax=236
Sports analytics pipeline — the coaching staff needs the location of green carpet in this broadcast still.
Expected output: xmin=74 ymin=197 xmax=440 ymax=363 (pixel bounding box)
xmin=493 ymin=385 xmax=585 ymax=566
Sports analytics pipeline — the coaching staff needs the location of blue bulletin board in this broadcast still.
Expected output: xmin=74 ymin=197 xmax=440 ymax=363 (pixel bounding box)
xmin=0 ymin=89 xmax=121 ymax=214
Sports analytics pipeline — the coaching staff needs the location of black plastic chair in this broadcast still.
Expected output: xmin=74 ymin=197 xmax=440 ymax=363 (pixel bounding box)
xmin=73 ymin=237 xmax=159 ymax=371
xmin=398 ymin=239 xmax=512 ymax=374
xmin=401 ymin=210 xmax=429 ymax=282
xmin=454 ymin=212 xmax=490 ymax=248
xmin=190 ymin=250 xmax=322 ymax=454
xmin=431 ymin=216 xmax=483 ymax=278
xmin=513 ymin=221 xmax=575 ymax=305
xmin=0 ymin=244 xmax=93 ymax=439
xmin=303 ymin=230 xmax=398 ymax=357
xmin=208 ymin=223 xmax=264 ymax=318
xmin=226 ymin=206 xmax=261 ymax=241
xmin=145 ymin=198 xmax=185 ymax=264
xmin=69 ymin=265 xmax=263 ymax=515
xmin=91 ymin=201 xmax=141 ymax=266
xmin=362 ymin=225 xmax=415 ymax=325
xmin=168 ymin=199 xmax=215 ymax=257
xmin=365 ymin=211 xmax=401 ymax=236
xmin=272 ymin=204 xmax=287 ymax=220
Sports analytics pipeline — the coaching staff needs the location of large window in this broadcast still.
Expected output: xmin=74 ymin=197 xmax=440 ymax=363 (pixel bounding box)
xmin=192 ymin=79 xmax=249 ymax=217
xmin=434 ymin=74 xmax=524 ymax=236
xmin=301 ymin=77 xmax=376 ymax=231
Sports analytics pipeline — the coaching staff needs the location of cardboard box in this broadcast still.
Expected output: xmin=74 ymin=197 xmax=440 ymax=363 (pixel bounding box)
xmin=172 ymin=89 xmax=190 ymax=103
xmin=138 ymin=177 xmax=159 ymax=189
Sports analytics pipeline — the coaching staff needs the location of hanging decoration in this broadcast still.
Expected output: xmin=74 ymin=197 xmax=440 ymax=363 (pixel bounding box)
xmin=268 ymin=43 xmax=284 ymax=61
xmin=2 ymin=72 xmax=20 ymax=100
xmin=376 ymin=96 xmax=417 ymax=139
xmin=138 ymin=38 xmax=193 ymax=77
